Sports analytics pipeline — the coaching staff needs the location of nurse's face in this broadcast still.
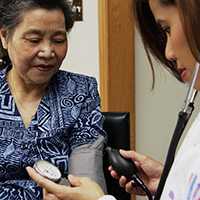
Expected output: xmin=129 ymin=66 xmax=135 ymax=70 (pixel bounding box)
xmin=149 ymin=0 xmax=200 ymax=90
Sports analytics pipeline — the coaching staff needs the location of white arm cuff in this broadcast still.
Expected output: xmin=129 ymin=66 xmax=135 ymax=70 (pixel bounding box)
xmin=98 ymin=195 xmax=117 ymax=200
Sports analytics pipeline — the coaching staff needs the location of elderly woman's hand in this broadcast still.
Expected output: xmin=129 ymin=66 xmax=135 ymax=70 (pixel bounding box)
xmin=26 ymin=167 xmax=104 ymax=200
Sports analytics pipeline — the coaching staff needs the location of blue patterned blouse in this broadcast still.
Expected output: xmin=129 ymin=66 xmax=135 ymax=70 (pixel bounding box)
xmin=0 ymin=66 xmax=106 ymax=199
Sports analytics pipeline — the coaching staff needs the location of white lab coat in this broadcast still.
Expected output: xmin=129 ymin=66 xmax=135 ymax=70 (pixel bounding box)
xmin=161 ymin=112 xmax=200 ymax=199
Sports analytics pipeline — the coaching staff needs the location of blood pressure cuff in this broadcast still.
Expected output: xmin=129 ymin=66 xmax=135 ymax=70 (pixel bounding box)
xmin=68 ymin=135 xmax=107 ymax=193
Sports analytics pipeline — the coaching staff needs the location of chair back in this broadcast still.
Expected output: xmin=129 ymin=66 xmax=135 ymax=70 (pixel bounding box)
xmin=103 ymin=112 xmax=131 ymax=200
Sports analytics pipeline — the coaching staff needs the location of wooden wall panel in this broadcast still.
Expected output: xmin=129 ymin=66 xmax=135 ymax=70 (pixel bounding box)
xmin=99 ymin=0 xmax=135 ymax=148
xmin=99 ymin=1 xmax=135 ymax=199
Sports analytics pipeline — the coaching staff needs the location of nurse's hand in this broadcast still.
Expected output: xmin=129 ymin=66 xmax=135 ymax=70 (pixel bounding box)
xmin=109 ymin=150 xmax=163 ymax=195
xmin=26 ymin=167 xmax=104 ymax=200
xmin=43 ymin=189 xmax=61 ymax=200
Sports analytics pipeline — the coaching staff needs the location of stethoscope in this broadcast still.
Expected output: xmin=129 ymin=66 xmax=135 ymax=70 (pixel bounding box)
xmin=106 ymin=62 xmax=200 ymax=200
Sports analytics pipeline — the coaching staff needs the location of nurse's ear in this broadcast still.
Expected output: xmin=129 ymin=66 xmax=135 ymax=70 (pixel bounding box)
xmin=0 ymin=28 xmax=9 ymax=50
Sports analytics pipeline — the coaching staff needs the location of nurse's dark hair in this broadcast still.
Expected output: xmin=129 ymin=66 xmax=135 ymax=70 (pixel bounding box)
xmin=134 ymin=0 xmax=200 ymax=88
xmin=0 ymin=0 xmax=74 ymax=67
xmin=177 ymin=0 xmax=200 ymax=63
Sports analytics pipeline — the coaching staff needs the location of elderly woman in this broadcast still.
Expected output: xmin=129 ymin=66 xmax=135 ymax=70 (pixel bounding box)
xmin=0 ymin=0 xmax=106 ymax=199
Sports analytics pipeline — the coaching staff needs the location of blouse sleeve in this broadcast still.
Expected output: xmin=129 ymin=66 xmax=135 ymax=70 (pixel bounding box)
xmin=68 ymin=77 xmax=107 ymax=192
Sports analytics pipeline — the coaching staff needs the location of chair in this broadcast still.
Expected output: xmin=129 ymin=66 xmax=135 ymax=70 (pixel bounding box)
xmin=103 ymin=112 xmax=131 ymax=200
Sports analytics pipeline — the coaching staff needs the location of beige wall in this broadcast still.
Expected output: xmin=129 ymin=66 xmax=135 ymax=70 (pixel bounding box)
xmin=135 ymin=30 xmax=185 ymax=162
xmin=61 ymin=0 xmax=100 ymax=83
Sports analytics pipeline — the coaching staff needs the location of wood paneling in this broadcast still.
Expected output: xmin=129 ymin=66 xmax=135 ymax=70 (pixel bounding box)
xmin=99 ymin=2 xmax=135 ymax=199
xmin=99 ymin=0 xmax=135 ymax=148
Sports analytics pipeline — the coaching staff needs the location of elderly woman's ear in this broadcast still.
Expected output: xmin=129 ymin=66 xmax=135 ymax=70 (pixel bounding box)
xmin=0 ymin=28 xmax=8 ymax=50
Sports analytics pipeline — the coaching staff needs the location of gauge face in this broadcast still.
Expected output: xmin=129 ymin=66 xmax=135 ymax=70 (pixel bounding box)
xmin=33 ymin=160 xmax=61 ymax=182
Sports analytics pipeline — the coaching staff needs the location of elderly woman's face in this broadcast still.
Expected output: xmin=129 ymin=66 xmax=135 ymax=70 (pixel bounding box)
xmin=0 ymin=8 xmax=68 ymax=85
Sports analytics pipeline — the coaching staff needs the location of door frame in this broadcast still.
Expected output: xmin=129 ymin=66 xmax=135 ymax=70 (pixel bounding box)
xmin=98 ymin=0 xmax=135 ymax=150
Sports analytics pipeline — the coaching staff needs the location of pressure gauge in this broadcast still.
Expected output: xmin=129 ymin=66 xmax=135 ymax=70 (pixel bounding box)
xmin=33 ymin=160 xmax=62 ymax=183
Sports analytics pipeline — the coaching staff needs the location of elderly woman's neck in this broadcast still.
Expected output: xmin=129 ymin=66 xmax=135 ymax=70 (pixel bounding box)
xmin=7 ymin=69 xmax=48 ymax=101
